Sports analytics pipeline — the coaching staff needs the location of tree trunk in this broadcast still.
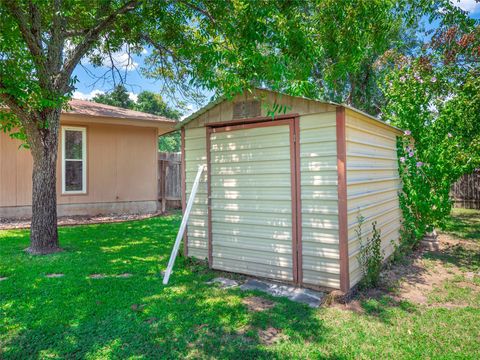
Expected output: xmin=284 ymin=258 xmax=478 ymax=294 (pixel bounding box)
xmin=26 ymin=110 xmax=61 ymax=255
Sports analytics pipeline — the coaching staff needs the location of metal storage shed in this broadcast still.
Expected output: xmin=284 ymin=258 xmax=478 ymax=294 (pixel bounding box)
xmin=178 ymin=89 xmax=402 ymax=292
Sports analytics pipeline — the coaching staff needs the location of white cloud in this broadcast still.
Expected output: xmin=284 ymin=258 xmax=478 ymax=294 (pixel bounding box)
xmin=128 ymin=92 xmax=138 ymax=102
xmin=102 ymin=50 xmax=139 ymax=71
xmin=452 ymin=0 xmax=480 ymax=12
xmin=72 ymin=89 xmax=104 ymax=100
xmin=180 ymin=104 xmax=198 ymax=121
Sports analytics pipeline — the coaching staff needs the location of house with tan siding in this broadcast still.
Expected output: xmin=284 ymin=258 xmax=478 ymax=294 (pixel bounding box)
xmin=178 ymin=89 xmax=403 ymax=292
xmin=0 ymin=100 xmax=175 ymax=218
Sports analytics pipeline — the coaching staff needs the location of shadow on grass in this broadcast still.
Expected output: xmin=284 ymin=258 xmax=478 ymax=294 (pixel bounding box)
xmin=0 ymin=216 xmax=332 ymax=359
xmin=430 ymin=209 xmax=480 ymax=271
xmin=442 ymin=209 xmax=480 ymax=242
xmin=424 ymin=244 xmax=480 ymax=272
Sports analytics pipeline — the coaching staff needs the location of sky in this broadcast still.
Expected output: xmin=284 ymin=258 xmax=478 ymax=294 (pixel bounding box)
xmin=72 ymin=0 xmax=480 ymax=119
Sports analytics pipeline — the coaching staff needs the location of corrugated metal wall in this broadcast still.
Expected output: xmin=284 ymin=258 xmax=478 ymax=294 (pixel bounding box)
xmin=210 ymin=125 xmax=294 ymax=281
xmin=183 ymin=90 xmax=403 ymax=291
xmin=184 ymin=127 xmax=209 ymax=259
xmin=345 ymin=109 xmax=402 ymax=287
xmin=299 ymin=113 xmax=340 ymax=289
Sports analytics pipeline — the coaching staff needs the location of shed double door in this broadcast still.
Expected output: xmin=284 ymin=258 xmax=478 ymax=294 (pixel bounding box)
xmin=208 ymin=119 xmax=300 ymax=283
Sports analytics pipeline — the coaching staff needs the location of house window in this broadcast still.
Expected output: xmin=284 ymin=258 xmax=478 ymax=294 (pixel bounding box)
xmin=62 ymin=126 xmax=87 ymax=194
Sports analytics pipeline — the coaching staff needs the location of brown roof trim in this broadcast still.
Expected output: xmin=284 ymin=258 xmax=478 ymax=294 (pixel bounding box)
xmin=66 ymin=99 xmax=176 ymax=124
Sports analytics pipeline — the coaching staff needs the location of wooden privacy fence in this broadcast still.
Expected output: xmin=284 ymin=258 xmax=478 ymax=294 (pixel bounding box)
xmin=158 ymin=152 xmax=182 ymax=212
xmin=451 ymin=170 xmax=480 ymax=209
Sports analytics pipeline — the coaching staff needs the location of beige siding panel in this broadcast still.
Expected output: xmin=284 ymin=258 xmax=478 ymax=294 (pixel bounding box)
xmin=345 ymin=109 xmax=402 ymax=288
xmin=1 ymin=121 xmax=159 ymax=215
xmin=0 ymin=132 xmax=19 ymax=206
xmin=57 ymin=124 xmax=157 ymax=204
xmin=210 ymin=125 xmax=294 ymax=281
xmin=184 ymin=127 xmax=208 ymax=259
xmin=116 ymin=127 xmax=157 ymax=201
xmin=299 ymin=112 xmax=340 ymax=289
xmin=15 ymin=146 xmax=33 ymax=206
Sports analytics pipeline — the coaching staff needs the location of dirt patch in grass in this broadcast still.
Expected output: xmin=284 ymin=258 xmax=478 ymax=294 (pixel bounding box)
xmin=382 ymin=253 xmax=459 ymax=305
xmin=130 ymin=303 xmax=146 ymax=312
xmin=0 ymin=212 xmax=165 ymax=230
xmin=331 ymin=300 xmax=366 ymax=314
xmin=45 ymin=273 xmax=64 ymax=278
xmin=258 ymin=327 xmax=287 ymax=346
xmin=242 ymin=296 xmax=276 ymax=312
xmin=334 ymin=231 xmax=480 ymax=311
xmin=89 ymin=273 xmax=107 ymax=279
xmin=115 ymin=273 xmax=133 ymax=278
xmin=0 ymin=277 xmax=8 ymax=281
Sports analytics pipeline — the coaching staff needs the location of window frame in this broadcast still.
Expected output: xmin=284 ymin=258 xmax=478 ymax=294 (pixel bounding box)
xmin=61 ymin=126 xmax=87 ymax=195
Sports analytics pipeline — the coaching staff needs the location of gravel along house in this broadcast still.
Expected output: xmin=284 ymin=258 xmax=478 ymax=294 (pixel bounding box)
xmin=0 ymin=100 xmax=175 ymax=219
xmin=179 ymin=89 xmax=403 ymax=293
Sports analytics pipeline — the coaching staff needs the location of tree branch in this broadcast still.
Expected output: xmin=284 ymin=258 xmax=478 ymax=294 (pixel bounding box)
xmin=47 ymin=0 xmax=65 ymax=74
xmin=56 ymin=0 xmax=140 ymax=91
xmin=0 ymin=80 xmax=42 ymax=131
xmin=2 ymin=0 xmax=49 ymax=87
xmin=142 ymin=34 xmax=189 ymax=67
xmin=178 ymin=0 xmax=216 ymax=25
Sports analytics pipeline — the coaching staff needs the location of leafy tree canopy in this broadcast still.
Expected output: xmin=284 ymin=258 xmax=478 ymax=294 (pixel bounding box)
xmin=380 ymin=19 xmax=480 ymax=247
xmin=91 ymin=85 xmax=135 ymax=110
xmin=0 ymin=0 xmax=318 ymax=253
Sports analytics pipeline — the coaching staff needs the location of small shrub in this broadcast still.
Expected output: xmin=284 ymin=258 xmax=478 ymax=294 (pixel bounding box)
xmin=356 ymin=216 xmax=384 ymax=289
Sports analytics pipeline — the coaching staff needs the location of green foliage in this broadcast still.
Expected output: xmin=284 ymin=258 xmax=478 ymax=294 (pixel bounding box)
xmin=356 ymin=216 xmax=384 ymax=289
xmin=308 ymin=0 xmax=422 ymax=115
xmin=381 ymin=22 xmax=480 ymax=247
xmin=158 ymin=131 xmax=180 ymax=153
xmin=134 ymin=91 xmax=181 ymax=121
xmin=92 ymin=85 xmax=135 ymax=109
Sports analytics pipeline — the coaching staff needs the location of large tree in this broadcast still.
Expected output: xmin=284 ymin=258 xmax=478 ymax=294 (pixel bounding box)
xmin=307 ymin=0 xmax=422 ymax=115
xmin=0 ymin=0 xmax=316 ymax=254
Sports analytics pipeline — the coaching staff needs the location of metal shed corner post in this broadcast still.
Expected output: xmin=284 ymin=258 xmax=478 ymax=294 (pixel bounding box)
xmin=206 ymin=126 xmax=213 ymax=267
xmin=336 ymin=106 xmax=350 ymax=292
xmin=181 ymin=127 xmax=188 ymax=257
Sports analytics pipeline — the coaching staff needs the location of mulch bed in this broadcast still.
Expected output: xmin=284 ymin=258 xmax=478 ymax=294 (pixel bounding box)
xmin=0 ymin=212 xmax=166 ymax=230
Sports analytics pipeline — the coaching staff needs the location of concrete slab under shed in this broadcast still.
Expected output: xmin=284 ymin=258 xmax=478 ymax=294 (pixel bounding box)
xmin=240 ymin=279 xmax=325 ymax=308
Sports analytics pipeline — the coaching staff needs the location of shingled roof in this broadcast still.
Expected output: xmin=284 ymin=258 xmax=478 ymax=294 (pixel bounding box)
xmin=66 ymin=99 xmax=176 ymax=124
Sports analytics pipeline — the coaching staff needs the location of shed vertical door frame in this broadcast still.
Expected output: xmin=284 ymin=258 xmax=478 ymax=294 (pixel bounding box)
xmin=336 ymin=107 xmax=350 ymax=292
xmin=206 ymin=118 xmax=302 ymax=284
xmin=181 ymin=127 xmax=188 ymax=257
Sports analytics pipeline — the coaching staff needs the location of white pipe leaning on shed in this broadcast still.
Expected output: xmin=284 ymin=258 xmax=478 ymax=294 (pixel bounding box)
xmin=163 ymin=164 xmax=206 ymax=285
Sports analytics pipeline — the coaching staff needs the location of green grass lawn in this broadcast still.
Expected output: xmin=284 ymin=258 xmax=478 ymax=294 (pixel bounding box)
xmin=443 ymin=208 xmax=480 ymax=241
xmin=1 ymin=211 xmax=480 ymax=359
